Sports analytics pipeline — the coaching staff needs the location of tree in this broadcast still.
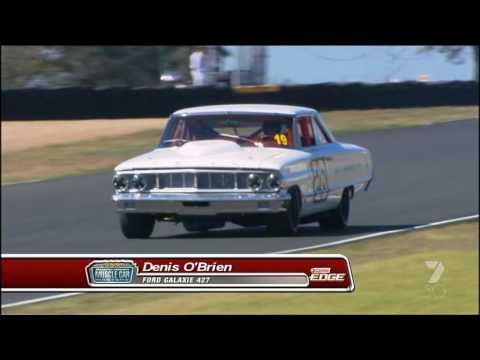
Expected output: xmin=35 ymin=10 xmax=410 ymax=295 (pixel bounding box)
xmin=1 ymin=46 xmax=68 ymax=89
xmin=418 ymin=46 xmax=479 ymax=82
xmin=2 ymin=46 xmax=167 ymax=89
xmin=51 ymin=46 xmax=172 ymax=88
xmin=2 ymin=46 xmax=230 ymax=89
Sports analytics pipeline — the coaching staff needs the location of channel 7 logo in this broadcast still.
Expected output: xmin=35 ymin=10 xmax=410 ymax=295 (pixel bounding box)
xmin=309 ymin=267 xmax=346 ymax=282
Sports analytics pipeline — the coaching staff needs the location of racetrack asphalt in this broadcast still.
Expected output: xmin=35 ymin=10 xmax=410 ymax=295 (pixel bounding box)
xmin=2 ymin=118 xmax=478 ymax=306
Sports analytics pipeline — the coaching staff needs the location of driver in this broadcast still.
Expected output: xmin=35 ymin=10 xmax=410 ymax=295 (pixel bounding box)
xmin=188 ymin=120 xmax=219 ymax=140
xmin=261 ymin=121 xmax=292 ymax=147
xmin=262 ymin=121 xmax=282 ymax=138
xmin=260 ymin=121 xmax=286 ymax=147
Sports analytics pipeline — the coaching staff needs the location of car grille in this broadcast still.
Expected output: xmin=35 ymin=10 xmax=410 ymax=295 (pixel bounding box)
xmin=139 ymin=172 xmax=252 ymax=191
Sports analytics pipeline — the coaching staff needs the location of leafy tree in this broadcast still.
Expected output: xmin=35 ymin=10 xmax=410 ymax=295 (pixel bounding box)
xmin=1 ymin=46 xmax=67 ymax=89
xmin=2 ymin=45 xmax=230 ymax=89
xmin=51 ymin=46 xmax=173 ymax=88
xmin=418 ymin=46 xmax=479 ymax=81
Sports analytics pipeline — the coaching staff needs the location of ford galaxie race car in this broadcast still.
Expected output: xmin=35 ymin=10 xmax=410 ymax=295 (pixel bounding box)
xmin=112 ymin=104 xmax=373 ymax=238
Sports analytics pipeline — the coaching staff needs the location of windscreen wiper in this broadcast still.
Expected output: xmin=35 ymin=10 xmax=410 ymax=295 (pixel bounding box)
xmin=219 ymin=133 xmax=263 ymax=147
xmin=163 ymin=139 xmax=190 ymax=146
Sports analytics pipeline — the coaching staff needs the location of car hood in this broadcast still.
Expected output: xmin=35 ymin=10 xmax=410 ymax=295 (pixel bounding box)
xmin=115 ymin=140 xmax=308 ymax=171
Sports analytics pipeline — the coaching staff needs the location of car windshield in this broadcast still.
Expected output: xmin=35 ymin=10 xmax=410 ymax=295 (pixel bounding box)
xmin=159 ymin=114 xmax=294 ymax=148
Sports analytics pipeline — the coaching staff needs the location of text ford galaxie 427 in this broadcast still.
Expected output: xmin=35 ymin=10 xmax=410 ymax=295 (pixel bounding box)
xmin=112 ymin=104 xmax=373 ymax=238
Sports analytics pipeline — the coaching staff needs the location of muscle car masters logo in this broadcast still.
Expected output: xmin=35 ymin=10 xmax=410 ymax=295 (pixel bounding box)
xmin=86 ymin=260 xmax=137 ymax=285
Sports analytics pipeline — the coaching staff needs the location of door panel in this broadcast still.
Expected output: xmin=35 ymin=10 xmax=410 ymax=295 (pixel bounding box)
xmin=295 ymin=115 xmax=340 ymax=214
xmin=310 ymin=157 xmax=329 ymax=202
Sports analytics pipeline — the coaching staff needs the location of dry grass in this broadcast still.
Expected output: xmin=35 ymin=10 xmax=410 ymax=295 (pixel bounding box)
xmin=321 ymin=106 xmax=479 ymax=134
xmin=1 ymin=118 xmax=167 ymax=153
xmin=1 ymin=129 xmax=163 ymax=184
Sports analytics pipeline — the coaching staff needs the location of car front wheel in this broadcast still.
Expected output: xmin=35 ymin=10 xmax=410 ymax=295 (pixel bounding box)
xmin=267 ymin=188 xmax=301 ymax=236
xmin=319 ymin=188 xmax=350 ymax=230
xmin=120 ymin=213 xmax=155 ymax=239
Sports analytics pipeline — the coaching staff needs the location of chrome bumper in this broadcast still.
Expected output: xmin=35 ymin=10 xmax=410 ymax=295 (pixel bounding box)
xmin=112 ymin=191 xmax=291 ymax=216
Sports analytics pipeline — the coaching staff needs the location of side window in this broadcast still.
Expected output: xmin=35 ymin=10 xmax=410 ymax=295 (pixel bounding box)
xmin=312 ymin=118 xmax=330 ymax=144
xmin=173 ymin=118 xmax=187 ymax=139
xmin=296 ymin=116 xmax=316 ymax=147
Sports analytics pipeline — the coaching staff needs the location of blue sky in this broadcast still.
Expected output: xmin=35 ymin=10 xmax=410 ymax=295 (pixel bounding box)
xmin=224 ymin=46 xmax=474 ymax=84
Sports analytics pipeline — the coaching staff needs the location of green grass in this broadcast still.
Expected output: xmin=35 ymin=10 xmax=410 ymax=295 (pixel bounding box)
xmin=2 ymin=106 xmax=478 ymax=184
xmin=4 ymin=221 xmax=477 ymax=315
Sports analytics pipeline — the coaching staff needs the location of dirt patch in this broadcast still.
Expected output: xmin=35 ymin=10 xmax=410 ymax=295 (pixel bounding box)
xmin=1 ymin=118 xmax=167 ymax=153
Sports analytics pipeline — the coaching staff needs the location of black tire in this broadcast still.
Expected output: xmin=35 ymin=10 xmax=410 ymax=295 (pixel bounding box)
xmin=120 ymin=213 xmax=155 ymax=239
xmin=319 ymin=188 xmax=350 ymax=230
xmin=267 ymin=188 xmax=301 ymax=235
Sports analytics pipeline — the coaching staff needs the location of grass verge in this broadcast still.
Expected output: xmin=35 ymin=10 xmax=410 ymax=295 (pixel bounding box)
xmin=1 ymin=118 xmax=167 ymax=154
xmin=321 ymin=106 xmax=478 ymax=134
xmin=2 ymin=106 xmax=478 ymax=184
xmin=2 ymin=129 xmax=164 ymax=184
xmin=3 ymin=220 xmax=478 ymax=315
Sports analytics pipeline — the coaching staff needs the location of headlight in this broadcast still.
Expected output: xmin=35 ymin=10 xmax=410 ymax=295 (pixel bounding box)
xmin=266 ymin=173 xmax=281 ymax=191
xmin=247 ymin=173 xmax=263 ymax=191
xmin=131 ymin=174 xmax=147 ymax=191
xmin=113 ymin=174 xmax=129 ymax=191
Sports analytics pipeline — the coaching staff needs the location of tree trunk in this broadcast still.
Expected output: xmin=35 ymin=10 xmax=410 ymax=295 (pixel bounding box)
xmin=473 ymin=46 xmax=479 ymax=82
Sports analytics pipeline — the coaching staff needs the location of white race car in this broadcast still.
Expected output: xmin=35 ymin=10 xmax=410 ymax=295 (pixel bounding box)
xmin=112 ymin=104 xmax=373 ymax=238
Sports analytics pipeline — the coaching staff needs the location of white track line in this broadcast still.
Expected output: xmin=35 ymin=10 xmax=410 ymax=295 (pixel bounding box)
xmin=1 ymin=293 xmax=82 ymax=309
xmin=276 ymin=214 xmax=479 ymax=254
xmin=2 ymin=214 xmax=478 ymax=309
xmin=2 ymin=179 xmax=48 ymax=187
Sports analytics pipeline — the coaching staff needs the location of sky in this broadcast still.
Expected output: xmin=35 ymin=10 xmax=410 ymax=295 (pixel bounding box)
xmin=223 ymin=46 xmax=474 ymax=84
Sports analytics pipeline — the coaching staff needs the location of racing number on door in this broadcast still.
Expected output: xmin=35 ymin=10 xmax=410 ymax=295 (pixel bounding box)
xmin=311 ymin=159 xmax=328 ymax=202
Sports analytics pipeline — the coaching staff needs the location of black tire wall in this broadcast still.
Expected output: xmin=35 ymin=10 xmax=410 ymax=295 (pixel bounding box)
xmin=2 ymin=81 xmax=478 ymax=120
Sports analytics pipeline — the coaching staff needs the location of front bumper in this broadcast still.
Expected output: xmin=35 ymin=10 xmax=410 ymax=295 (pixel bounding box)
xmin=112 ymin=191 xmax=291 ymax=216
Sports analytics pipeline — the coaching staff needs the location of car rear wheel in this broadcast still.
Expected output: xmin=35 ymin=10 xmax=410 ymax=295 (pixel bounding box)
xmin=267 ymin=188 xmax=301 ymax=235
xmin=120 ymin=213 xmax=155 ymax=239
xmin=319 ymin=188 xmax=350 ymax=230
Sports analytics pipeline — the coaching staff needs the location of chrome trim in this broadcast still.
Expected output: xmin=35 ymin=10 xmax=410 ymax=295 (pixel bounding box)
xmin=247 ymin=173 xmax=263 ymax=191
xmin=114 ymin=169 xmax=280 ymax=193
xmin=116 ymin=169 xmax=278 ymax=174
xmin=112 ymin=191 xmax=291 ymax=215
xmin=112 ymin=174 xmax=129 ymax=192
xmin=266 ymin=173 xmax=281 ymax=192
xmin=131 ymin=174 xmax=147 ymax=191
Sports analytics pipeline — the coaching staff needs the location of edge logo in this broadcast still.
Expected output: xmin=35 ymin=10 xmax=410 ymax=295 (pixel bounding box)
xmin=309 ymin=267 xmax=346 ymax=282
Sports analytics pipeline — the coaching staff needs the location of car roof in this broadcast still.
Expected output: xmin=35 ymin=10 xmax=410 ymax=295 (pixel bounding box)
xmin=172 ymin=104 xmax=317 ymax=116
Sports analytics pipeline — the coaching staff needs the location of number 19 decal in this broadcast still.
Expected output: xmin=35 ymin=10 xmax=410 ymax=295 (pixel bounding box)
xmin=274 ymin=133 xmax=288 ymax=146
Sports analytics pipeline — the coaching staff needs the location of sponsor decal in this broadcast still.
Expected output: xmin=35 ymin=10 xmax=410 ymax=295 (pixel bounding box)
xmin=309 ymin=267 xmax=346 ymax=282
xmin=86 ymin=260 xmax=137 ymax=285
